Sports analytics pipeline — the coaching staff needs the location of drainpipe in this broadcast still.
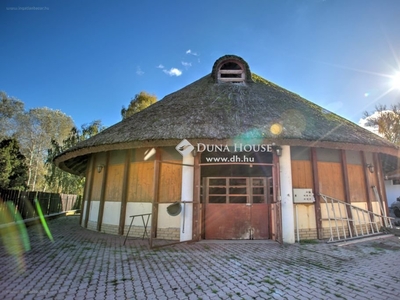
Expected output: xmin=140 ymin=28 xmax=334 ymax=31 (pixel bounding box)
xmin=280 ymin=145 xmax=295 ymax=244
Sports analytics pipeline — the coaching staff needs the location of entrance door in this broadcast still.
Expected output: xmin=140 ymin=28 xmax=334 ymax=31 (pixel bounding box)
xmin=204 ymin=177 xmax=271 ymax=239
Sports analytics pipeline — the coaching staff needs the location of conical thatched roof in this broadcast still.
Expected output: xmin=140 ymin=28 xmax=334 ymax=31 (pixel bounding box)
xmin=55 ymin=55 xmax=399 ymax=175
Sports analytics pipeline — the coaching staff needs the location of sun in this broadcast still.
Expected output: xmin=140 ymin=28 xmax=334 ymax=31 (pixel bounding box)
xmin=390 ymin=72 xmax=400 ymax=90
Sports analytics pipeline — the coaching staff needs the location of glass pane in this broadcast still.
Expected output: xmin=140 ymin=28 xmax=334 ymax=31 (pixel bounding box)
xmin=209 ymin=196 xmax=226 ymax=204
xmin=209 ymin=187 xmax=226 ymax=194
xmin=229 ymin=187 xmax=247 ymax=195
xmin=229 ymin=196 xmax=247 ymax=203
xmin=252 ymin=196 xmax=265 ymax=204
xmin=209 ymin=178 xmax=226 ymax=186
xmin=252 ymin=178 xmax=264 ymax=186
xmin=253 ymin=188 xmax=264 ymax=195
xmin=230 ymin=178 xmax=246 ymax=186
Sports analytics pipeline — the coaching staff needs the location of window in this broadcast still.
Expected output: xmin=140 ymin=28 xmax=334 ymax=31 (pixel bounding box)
xmin=218 ymin=61 xmax=245 ymax=83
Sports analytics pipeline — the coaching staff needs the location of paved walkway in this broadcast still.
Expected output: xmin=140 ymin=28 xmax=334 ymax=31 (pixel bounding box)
xmin=1 ymin=216 xmax=400 ymax=300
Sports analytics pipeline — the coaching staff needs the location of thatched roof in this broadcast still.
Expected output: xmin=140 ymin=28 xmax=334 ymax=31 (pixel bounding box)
xmin=55 ymin=55 xmax=400 ymax=175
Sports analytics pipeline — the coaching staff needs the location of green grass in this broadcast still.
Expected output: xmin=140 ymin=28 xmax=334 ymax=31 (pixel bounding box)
xmin=299 ymin=239 xmax=319 ymax=245
xmin=262 ymin=278 xmax=275 ymax=285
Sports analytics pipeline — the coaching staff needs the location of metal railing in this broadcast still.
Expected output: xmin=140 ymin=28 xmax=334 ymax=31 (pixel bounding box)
xmin=320 ymin=194 xmax=394 ymax=243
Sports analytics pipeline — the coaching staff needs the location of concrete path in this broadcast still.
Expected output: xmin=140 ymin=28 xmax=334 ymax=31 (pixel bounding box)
xmin=1 ymin=216 xmax=400 ymax=300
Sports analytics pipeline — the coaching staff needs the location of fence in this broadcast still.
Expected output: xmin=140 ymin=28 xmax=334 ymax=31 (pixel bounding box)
xmin=0 ymin=188 xmax=81 ymax=223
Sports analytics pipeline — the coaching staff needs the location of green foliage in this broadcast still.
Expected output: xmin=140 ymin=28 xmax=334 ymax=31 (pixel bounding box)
xmin=121 ymin=91 xmax=157 ymax=119
xmin=45 ymin=120 xmax=106 ymax=194
xmin=80 ymin=120 xmax=106 ymax=140
xmin=299 ymin=239 xmax=319 ymax=245
xmin=364 ymin=103 xmax=400 ymax=145
xmin=0 ymin=138 xmax=28 ymax=190
xmin=16 ymin=107 xmax=75 ymax=190
xmin=0 ymin=90 xmax=107 ymax=195
xmin=0 ymin=91 xmax=25 ymax=139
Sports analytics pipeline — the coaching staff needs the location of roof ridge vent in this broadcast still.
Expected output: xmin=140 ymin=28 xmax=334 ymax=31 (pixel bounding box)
xmin=218 ymin=61 xmax=245 ymax=83
xmin=211 ymin=55 xmax=252 ymax=83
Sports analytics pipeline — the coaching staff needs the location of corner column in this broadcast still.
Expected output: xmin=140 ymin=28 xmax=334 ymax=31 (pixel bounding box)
xmin=279 ymin=145 xmax=295 ymax=244
xmin=180 ymin=154 xmax=194 ymax=242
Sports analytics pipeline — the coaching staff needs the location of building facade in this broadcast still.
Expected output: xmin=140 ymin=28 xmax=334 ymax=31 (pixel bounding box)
xmin=55 ymin=55 xmax=399 ymax=244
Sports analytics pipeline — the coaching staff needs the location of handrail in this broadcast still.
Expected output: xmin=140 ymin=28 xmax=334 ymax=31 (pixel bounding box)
xmin=320 ymin=194 xmax=394 ymax=243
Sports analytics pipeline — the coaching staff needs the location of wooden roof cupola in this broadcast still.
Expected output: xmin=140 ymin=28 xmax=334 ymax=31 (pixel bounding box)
xmin=211 ymin=55 xmax=253 ymax=83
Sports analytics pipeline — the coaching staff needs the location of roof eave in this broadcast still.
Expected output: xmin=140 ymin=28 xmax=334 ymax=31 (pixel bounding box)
xmin=54 ymin=138 xmax=400 ymax=173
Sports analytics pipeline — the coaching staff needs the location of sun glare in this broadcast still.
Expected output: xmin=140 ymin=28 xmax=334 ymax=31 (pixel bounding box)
xmin=390 ymin=72 xmax=400 ymax=90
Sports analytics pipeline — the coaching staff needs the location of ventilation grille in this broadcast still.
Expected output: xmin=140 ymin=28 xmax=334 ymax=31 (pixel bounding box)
xmin=218 ymin=61 xmax=245 ymax=83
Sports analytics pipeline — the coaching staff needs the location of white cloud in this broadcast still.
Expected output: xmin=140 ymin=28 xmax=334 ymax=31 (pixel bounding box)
xmin=358 ymin=117 xmax=376 ymax=133
xmin=156 ymin=64 xmax=164 ymax=69
xmin=186 ymin=49 xmax=198 ymax=56
xmin=136 ymin=66 xmax=144 ymax=76
xmin=358 ymin=111 xmax=388 ymax=136
xmin=181 ymin=61 xmax=192 ymax=68
xmin=163 ymin=68 xmax=182 ymax=76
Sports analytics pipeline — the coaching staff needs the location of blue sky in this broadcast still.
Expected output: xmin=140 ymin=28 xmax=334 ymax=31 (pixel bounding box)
xmin=1 ymin=0 xmax=400 ymax=128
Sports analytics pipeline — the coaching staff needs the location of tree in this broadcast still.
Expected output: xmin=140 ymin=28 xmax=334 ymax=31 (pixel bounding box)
xmin=121 ymin=91 xmax=157 ymax=119
xmin=79 ymin=120 xmax=106 ymax=141
xmin=45 ymin=120 xmax=106 ymax=194
xmin=362 ymin=103 xmax=400 ymax=175
xmin=15 ymin=108 xmax=74 ymax=191
xmin=0 ymin=139 xmax=28 ymax=190
xmin=0 ymin=91 xmax=24 ymax=140
xmin=363 ymin=103 xmax=400 ymax=145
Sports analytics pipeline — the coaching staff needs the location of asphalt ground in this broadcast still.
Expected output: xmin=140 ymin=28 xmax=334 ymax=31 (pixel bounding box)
xmin=1 ymin=216 xmax=400 ymax=300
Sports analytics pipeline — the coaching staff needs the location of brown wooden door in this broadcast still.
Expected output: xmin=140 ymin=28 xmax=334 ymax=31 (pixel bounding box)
xmin=204 ymin=177 xmax=270 ymax=239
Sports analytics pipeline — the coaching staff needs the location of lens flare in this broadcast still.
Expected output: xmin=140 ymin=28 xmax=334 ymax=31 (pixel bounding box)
xmin=390 ymin=72 xmax=400 ymax=90
xmin=0 ymin=201 xmax=30 ymax=272
xmin=34 ymin=197 xmax=54 ymax=242
xmin=233 ymin=129 xmax=264 ymax=146
xmin=6 ymin=202 xmax=30 ymax=252
xmin=281 ymin=109 xmax=307 ymax=134
xmin=270 ymin=123 xmax=283 ymax=135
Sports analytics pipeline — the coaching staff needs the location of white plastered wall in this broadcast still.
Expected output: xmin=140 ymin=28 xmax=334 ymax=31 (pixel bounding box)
xmin=385 ymin=179 xmax=400 ymax=206
xmin=89 ymin=201 xmax=100 ymax=222
xmin=124 ymin=202 xmax=180 ymax=228
xmin=102 ymin=202 xmax=121 ymax=225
